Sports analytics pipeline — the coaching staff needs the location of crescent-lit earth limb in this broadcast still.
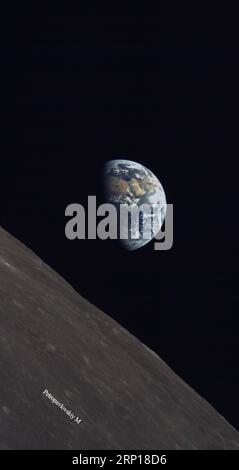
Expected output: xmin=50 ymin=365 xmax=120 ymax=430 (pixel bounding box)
xmin=103 ymin=159 xmax=167 ymax=250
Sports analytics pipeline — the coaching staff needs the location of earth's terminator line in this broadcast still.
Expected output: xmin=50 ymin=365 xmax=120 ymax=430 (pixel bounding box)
xmin=104 ymin=159 xmax=166 ymax=250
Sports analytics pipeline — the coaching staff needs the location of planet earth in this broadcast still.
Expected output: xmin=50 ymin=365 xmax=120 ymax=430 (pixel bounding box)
xmin=103 ymin=159 xmax=167 ymax=250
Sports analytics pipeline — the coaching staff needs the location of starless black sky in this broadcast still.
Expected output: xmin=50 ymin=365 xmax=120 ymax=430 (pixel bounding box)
xmin=2 ymin=5 xmax=239 ymax=430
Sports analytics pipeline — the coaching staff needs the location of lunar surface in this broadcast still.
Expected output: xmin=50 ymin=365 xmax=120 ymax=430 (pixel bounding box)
xmin=0 ymin=226 xmax=239 ymax=449
xmin=103 ymin=160 xmax=166 ymax=250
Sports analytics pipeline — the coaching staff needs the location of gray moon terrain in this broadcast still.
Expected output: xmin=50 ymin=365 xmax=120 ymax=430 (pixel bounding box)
xmin=0 ymin=226 xmax=239 ymax=450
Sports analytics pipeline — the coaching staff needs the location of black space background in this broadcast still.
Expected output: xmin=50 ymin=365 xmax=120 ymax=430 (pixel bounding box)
xmin=1 ymin=5 xmax=239 ymax=430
